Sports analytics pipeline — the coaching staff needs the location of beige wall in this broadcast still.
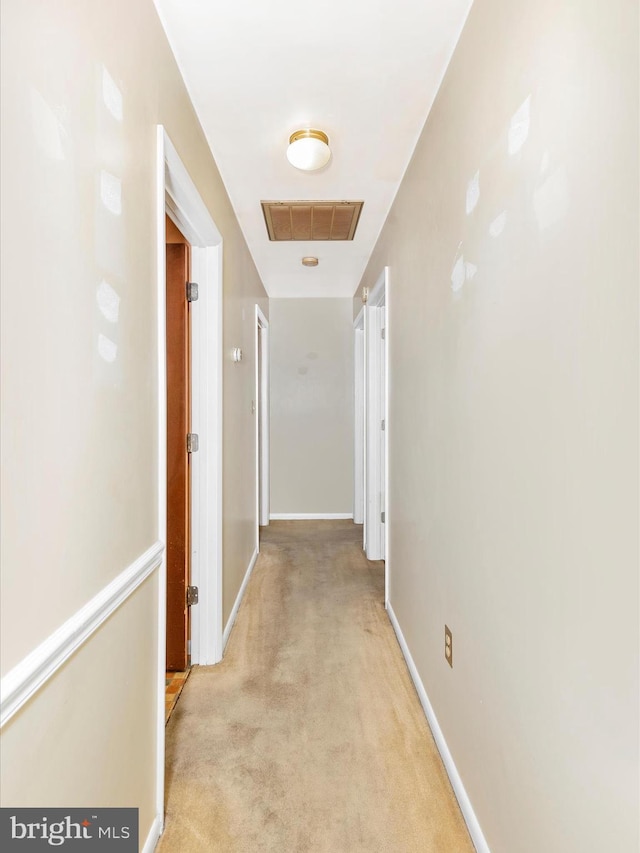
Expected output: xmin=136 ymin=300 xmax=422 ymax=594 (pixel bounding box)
xmin=357 ymin=0 xmax=639 ymax=851
xmin=270 ymin=299 xmax=353 ymax=516
xmin=1 ymin=577 xmax=158 ymax=835
xmin=0 ymin=0 xmax=266 ymax=841
xmin=222 ymin=240 xmax=268 ymax=623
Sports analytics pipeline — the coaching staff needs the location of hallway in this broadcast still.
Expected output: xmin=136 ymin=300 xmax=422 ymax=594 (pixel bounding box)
xmin=158 ymin=521 xmax=473 ymax=852
xmin=2 ymin=2 xmax=638 ymax=850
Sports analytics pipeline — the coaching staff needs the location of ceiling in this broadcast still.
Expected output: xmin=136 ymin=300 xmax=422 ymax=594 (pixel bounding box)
xmin=154 ymin=0 xmax=473 ymax=298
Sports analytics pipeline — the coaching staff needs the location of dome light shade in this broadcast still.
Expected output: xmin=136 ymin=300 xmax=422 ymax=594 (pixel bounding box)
xmin=287 ymin=129 xmax=330 ymax=171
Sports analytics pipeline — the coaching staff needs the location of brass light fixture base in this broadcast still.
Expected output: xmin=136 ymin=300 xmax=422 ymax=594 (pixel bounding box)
xmin=288 ymin=129 xmax=329 ymax=146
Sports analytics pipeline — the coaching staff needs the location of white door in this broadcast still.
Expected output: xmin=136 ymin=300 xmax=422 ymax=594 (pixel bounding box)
xmin=353 ymin=313 xmax=365 ymax=528
xmin=256 ymin=306 xmax=270 ymax=532
xmin=364 ymin=286 xmax=387 ymax=562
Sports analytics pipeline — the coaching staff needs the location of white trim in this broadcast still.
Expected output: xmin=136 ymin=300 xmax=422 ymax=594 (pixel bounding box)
xmin=386 ymin=603 xmax=490 ymax=853
xmin=367 ymin=267 xmax=387 ymax=307
xmin=155 ymin=127 xmax=168 ymax=833
xmin=0 ymin=541 xmax=163 ymax=729
xmin=163 ymin=143 xmax=222 ymax=247
xmin=383 ymin=271 xmax=390 ymax=606
xmin=142 ymin=815 xmax=163 ymax=853
xmin=255 ymin=305 xmax=270 ymax=533
xmin=223 ymin=548 xmax=259 ymax=651
xmin=269 ymin=513 xmax=354 ymax=520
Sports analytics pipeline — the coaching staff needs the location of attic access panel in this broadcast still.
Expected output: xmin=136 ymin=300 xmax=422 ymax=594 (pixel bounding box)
xmin=261 ymin=200 xmax=364 ymax=241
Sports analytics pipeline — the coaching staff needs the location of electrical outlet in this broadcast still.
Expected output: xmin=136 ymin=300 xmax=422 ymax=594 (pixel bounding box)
xmin=445 ymin=625 xmax=453 ymax=668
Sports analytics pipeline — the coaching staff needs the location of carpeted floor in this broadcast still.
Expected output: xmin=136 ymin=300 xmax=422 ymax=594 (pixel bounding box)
xmin=158 ymin=520 xmax=473 ymax=852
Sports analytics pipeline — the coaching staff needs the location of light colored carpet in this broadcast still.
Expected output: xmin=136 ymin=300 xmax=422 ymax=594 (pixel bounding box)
xmin=158 ymin=520 xmax=473 ymax=852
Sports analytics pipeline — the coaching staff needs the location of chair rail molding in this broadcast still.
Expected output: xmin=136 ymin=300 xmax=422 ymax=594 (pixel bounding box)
xmin=0 ymin=541 xmax=164 ymax=728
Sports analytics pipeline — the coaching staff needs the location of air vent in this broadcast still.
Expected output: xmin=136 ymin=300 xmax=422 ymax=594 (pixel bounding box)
xmin=261 ymin=200 xmax=364 ymax=241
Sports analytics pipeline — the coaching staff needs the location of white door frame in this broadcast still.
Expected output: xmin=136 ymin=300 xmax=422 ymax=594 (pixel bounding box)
xmin=364 ymin=269 xmax=389 ymax=597
xmin=255 ymin=305 xmax=270 ymax=535
xmin=353 ymin=307 xmax=365 ymax=529
xmin=155 ymin=126 xmax=223 ymax=825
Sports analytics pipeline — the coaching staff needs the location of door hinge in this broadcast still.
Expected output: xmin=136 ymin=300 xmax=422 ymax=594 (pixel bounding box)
xmin=186 ymin=585 xmax=199 ymax=606
xmin=381 ymin=511 xmax=385 ymax=523
xmin=381 ymin=419 xmax=385 ymax=431
xmin=186 ymin=433 xmax=199 ymax=453
xmin=381 ymin=328 xmax=385 ymax=340
xmin=186 ymin=281 xmax=199 ymax=302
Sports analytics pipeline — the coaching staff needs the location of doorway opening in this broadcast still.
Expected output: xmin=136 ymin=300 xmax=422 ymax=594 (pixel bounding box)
xmin=165 ymin=215 xmax=193 ymax=678
xmin=256 ymin=306 xmax=270 ymax=542
xmin=156 ymin=126 xmax=224 ymax=831
xmin=355 ymin=268 xmax=389 ymax=603
xmin=354 ymin=308 xmax=365 ymax=530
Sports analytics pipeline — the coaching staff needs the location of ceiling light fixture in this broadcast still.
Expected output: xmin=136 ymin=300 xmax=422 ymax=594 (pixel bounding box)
xmin=286 ymin=129 xmax=331 ymax=171
xmin=302 ymin=257 xmax=319 ymax=267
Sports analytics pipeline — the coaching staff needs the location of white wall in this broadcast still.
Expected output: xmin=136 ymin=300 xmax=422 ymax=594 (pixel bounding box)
xmin=270 ymin=298 xmax=353 ymax=517
xmin=357 ymin=0 xmax=639 ymax=850
xmin=0 ymin=0 xmax=267 ymax=841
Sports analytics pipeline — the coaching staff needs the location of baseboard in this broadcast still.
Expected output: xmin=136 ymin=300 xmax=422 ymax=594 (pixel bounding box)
xmin=386 ymin=603 xmax=490 ymax=853
xmin=269 ymin=513 xmax=354 ymax=520
xmin=223 ymin=548 xmax=258 ymax=651
xmin=142 ymin=814 xmax=163 ymax=853
xmin=0 ymin=541 xmax=164 ymax=728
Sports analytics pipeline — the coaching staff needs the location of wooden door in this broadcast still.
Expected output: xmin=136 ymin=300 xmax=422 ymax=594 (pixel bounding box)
xmin=166 ymin=216 xmax=191 ymax=671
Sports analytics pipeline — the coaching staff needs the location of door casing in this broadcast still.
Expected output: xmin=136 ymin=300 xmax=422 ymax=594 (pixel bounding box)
xmin=353 ymin=307 xmax=365 ymax=528
xmin=255 ymin=305 xmax=270 ymax=534
xmin=363 ymin=268 xmax=389 ymax=601
xmin=155 ymin=126 xmax=223 ymax=829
